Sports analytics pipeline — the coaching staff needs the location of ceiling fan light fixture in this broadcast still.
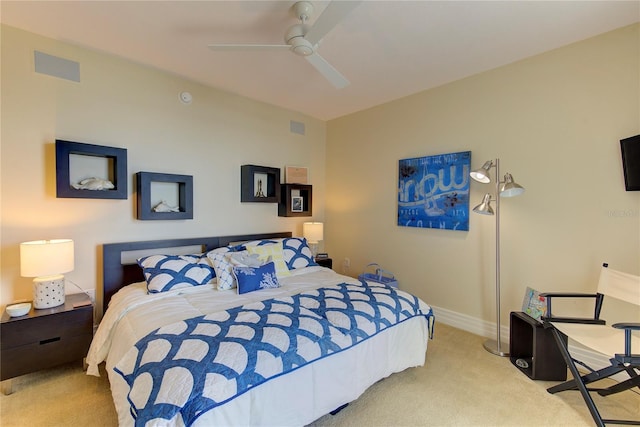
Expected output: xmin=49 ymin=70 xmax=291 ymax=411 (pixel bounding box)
xmin=290 ymin=37 xmax=314 ymax=56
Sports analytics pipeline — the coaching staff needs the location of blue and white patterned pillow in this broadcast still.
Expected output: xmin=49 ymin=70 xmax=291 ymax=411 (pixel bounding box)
xmin=282 ymin=237 xmax=318 ymax=269
xmin=232 ymin=261 xmax=280 ymax=294
xmin=138 ymin=254 xmax=215 ymax=294
xmin=206 ymin=247 xmax=236 ymax=290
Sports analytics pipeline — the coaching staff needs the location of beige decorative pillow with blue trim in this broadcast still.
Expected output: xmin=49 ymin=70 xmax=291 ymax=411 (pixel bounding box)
xmin=246 ymin=243 xmax=291 ymax=278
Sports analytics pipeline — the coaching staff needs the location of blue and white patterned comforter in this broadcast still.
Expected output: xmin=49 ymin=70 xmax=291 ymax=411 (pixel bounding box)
xmin=114 ymin=281 xmax=433 ymax=426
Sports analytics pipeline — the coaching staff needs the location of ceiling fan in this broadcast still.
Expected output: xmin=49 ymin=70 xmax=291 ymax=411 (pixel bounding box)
xmin=207 ymin=1 xmax=361 ymax=89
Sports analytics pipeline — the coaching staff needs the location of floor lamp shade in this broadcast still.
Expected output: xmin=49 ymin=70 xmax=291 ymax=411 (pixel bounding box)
xmin=20 ymin=239 xmax=74 ymax=309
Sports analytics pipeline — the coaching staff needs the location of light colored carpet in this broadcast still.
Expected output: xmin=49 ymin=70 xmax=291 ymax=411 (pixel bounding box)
xmin=1 ymin=323 xmax=638 ymax=426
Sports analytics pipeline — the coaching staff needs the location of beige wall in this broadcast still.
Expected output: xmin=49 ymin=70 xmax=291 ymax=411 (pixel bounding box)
xmin=325 ymin=24 xmax=640 ymax=327
xmin=0 ymin=25 xmax=326 ymax=308
xmin=1 ymin=23 xmax=639 ymax=331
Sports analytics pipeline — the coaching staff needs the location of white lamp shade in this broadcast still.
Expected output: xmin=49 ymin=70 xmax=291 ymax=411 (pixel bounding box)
xmin=20 ymin=239 xmax=74 ymax=278
xmin=303 ymin=222 xmax=324 ymax=244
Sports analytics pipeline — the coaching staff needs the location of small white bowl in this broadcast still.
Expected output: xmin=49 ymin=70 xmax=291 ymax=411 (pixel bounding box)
xmin=6 ymin=302 xmax=31 ymax=317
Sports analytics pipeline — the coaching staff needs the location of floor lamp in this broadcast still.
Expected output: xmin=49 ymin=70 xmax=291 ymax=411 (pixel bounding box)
xmin=470 ymin=159 xmax=525 ymax=357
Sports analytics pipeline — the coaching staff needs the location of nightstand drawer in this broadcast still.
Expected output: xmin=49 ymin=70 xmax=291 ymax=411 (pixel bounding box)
xmin=1 ymin=333 xmax=92 ymax=380
xmin=0 ymin=308 xmax=92 ymax=349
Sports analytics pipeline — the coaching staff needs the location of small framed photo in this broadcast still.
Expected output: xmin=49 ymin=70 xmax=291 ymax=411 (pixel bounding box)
xmin=291 ymin=196 xmax=303 ymax=212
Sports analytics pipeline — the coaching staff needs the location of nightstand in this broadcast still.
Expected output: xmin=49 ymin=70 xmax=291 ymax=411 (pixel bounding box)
xmin=1 ymin=293 xmax=93 ymax=394
xmin=316 ymin=257 xmax=333 ymax=269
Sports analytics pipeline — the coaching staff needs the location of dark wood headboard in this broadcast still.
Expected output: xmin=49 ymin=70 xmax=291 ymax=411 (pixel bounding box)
xmin=102 ymin=232 xmax=292 ymax=313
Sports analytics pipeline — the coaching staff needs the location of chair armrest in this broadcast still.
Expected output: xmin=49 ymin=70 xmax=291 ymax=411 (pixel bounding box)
xmin=612 ymin=322 xmax=640 ymax=331
xmin=539 ymin=292 xmax=604 ymax=322
xmin=539 ymin=292 xmax=599 ymax=298
xmin=543 ymin=316 xmax=606 ymax=325
xmin=612 ymin=323 xmax=640 ymax=358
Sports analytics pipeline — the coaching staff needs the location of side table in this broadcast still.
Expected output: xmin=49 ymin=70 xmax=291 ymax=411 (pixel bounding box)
xmin=509 ymin=311 xmax=567 ymax=381
xmin=316 ymin=257 xmax=333 ymax=269
xmin=1 ymin=293 xmax=93 ymax=394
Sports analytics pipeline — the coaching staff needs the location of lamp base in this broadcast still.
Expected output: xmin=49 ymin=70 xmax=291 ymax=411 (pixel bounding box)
xmin=309 ymin=242 xmax=319 ymax=259
xmin=483 ymin=339 xmax=509 ymax=357
xmin=33 ymin=275 xmax=66 ymax=309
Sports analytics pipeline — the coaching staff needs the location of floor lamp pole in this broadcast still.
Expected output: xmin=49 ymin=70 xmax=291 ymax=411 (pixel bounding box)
xmin=483 ymin=158 xmax=508 ymax=357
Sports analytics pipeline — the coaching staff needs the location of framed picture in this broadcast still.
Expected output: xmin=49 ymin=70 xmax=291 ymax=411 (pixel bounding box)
xmin=291 ymin=196 xmax=303 ymax=212
xmin=398 ymin=151 xmax=471 ymax=231
xmin=285 ymin=166 xmax=308 ymax=184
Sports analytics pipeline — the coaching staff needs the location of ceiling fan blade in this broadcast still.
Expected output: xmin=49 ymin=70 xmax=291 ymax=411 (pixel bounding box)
xmin=305 ymin=53 xmax=350 ymax=89
xmin=305 ymin=0 xmax=361 ymax=46
xmin=208 ymin=44 xmax=290 ymax=51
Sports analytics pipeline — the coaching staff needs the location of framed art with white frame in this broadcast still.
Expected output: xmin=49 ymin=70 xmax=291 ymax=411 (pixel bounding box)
xmin=291 ymin=196 xmax=303 ymax=212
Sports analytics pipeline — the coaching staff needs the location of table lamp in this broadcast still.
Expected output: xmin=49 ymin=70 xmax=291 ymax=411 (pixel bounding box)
xmin=20 ymin=239 xmax=74 ymax=309
xmin=303 ymin=222 xmax=324 ymax=258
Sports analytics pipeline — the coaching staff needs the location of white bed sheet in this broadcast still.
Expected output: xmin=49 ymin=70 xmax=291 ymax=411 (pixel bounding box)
xmin=87 ymin=267 xmax=430 ymax=426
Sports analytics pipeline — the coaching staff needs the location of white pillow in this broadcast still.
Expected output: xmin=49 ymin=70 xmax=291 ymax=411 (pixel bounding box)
xmin=206 ymin=247 xmax=235 ymax=290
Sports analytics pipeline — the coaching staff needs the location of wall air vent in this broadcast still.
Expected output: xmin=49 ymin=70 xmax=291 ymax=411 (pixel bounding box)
xmin=290 ymin=120 xmax=305 ymax=136
xmin=34 ymin=51 xmax=80 ymax=82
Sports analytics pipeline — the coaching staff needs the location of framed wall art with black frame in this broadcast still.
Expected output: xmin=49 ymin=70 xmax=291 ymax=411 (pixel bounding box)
xmin=55 ymin=140 xmax=127 ymax=199
xmin=136 ymin=172 xmax=193 ymax=220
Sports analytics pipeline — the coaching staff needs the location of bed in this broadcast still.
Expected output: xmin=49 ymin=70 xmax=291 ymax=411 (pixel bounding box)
xmin=87 ymin=232 xmax=434 ymax=426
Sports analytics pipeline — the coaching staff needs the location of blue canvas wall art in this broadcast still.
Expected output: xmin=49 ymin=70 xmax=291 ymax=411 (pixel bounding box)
xmin=398 ymin=151 xmax=471 ymax=231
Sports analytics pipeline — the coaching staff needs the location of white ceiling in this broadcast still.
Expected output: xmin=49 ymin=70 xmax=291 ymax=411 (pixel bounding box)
xmin=2 ymin=1 xmax=639 ymax=120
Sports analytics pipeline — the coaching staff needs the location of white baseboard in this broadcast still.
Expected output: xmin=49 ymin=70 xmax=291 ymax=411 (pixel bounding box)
xmin=430 ymin=305 xmax=614 ymax=376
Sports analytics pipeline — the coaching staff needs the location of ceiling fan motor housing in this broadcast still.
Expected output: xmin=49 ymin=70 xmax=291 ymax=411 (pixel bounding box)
xmin=285 ymin=23 xmax=314 ymax=56
xmin=293 ymin=1 xmax=314 ymax=22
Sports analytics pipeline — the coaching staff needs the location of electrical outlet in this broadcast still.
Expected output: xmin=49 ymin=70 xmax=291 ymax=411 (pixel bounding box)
xmin=343 ymin=258 xmax=350 ymax=268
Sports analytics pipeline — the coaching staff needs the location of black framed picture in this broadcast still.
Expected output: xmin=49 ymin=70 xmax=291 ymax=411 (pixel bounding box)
xmin=136 ymin=172 xmax=193 ymax=220
xmin=55 ymin=140 xmax=127 ymax=199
